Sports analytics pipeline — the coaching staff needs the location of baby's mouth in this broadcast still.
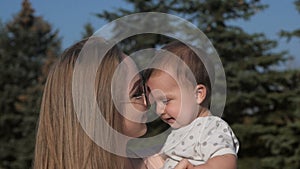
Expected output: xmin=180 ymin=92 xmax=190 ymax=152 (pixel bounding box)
xmin=164 ymin=117 xmax=176 ymax=124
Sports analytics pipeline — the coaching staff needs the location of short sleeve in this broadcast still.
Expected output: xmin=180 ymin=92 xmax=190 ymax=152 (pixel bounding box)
xmin=195 ymin=117 xmax=239 ymax=161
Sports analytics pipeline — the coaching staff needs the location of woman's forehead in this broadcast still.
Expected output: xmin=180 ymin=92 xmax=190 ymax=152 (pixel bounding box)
xmin=122 ymin=56 xmax=141 ymax=91
xmin=129 ymin=74 xmax=142 ymax=91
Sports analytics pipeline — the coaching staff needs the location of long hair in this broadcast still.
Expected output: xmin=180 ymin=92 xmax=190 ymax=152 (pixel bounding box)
xmin=33 ymin=38 xmax=127 ymax=169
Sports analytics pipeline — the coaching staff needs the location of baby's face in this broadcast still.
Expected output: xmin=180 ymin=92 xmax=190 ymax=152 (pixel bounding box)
xmin=147 ymin=70 xmax=199 ymax=128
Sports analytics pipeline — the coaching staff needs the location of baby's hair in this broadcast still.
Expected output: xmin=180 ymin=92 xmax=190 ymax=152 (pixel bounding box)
xmin=145 ymin=41 xmax=214 ymax=108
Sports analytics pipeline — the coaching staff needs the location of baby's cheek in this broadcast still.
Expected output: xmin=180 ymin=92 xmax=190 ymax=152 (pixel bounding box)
xmin=178 ymin=106 xmax=197 ymax=124
xmin=168 ymin=103 xmax=181 ymax=117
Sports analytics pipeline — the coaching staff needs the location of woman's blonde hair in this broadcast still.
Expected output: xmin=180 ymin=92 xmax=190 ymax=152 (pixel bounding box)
xmin=33 ymin=39 xmax=128 ymax=169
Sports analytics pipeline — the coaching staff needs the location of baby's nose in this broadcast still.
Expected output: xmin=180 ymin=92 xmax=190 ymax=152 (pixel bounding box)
xmin=155 ymin=102 xmax=166 ymax=116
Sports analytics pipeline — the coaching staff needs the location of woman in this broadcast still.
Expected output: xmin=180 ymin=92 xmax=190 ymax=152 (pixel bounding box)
xmin=33 ymin=37 xmax=148 ymax=169
xmin=33 ymin=37 xmax=209 ymax=169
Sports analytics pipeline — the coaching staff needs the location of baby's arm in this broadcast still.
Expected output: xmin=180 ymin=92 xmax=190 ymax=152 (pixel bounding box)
xmin=174 ymin=154 xmax=237 ymax=169
xmin=199 ymin=154 xmax=237 ymax=169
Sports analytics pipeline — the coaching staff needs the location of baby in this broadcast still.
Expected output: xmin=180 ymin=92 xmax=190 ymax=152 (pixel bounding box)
xmin=145 ymin=41 xmax=239 ymax=169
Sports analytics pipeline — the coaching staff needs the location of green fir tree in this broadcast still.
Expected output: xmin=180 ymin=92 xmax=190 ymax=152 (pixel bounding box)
xmin=97 ymin=0 xmax=300 ymax=168
xmin=0 ymin=0 xmax=61 ymax=168
xmin=280 ymin=0 xmax=300 ymax=41
xmin=81 ymin=22 xmax=95 ymax=39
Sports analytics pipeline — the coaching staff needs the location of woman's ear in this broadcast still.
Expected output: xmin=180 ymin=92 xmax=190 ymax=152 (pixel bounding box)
xmin=194 ymin=84 xmax=207 ymax=104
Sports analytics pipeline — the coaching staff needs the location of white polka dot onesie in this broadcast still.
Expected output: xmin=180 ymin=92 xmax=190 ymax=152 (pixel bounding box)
xmin=161 ymin=116 xmax=239 ymax=169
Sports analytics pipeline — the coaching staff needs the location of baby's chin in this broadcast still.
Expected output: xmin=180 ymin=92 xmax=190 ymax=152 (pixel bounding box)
xmin=169 ymin=122 xmax=183 ymax=129
xmin=169 ymin=120 xmax=191 ymax=129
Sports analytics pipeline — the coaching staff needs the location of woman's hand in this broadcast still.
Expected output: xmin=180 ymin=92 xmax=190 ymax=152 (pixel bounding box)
xmin=174 ymin=154 xmax=237 ymax=169
xmin=174 ymin=159 xmax=195 ymax=169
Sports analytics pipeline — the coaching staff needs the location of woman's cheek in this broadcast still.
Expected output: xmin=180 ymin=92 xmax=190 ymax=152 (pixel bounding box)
xmin=121 ymin=104 xmax=147 ymax=137
xmin=125 ymin=103 xmax=147 ymax=122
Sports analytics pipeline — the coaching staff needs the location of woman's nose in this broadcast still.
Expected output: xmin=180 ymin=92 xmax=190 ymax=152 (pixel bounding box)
xmin=142 ymin=84 xmax=151 ymax=109
xmin=142 ymin=94 xmax=150 ymax=109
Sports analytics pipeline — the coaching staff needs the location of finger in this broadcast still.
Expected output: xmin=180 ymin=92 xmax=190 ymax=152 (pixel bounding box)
xmin=174 ymin=159 xmax=190 ymax=169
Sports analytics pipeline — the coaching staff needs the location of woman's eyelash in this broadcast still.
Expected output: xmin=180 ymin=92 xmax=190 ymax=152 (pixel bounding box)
xmin=130 ymin=87 xmax=144 ymax=99
xmin=131 ymin=92 xmax=143 ymax=99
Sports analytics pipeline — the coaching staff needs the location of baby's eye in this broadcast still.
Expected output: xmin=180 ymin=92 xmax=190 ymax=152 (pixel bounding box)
xmin=162 ymin=99 xmax=170 ymax=105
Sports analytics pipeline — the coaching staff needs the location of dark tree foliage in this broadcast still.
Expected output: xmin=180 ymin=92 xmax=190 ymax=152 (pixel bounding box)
xmin=81 ymin=22 xmax=95 ymax=39
xmin=0 ymin=0 xmax=60 ymax=168
xmin=97 ymin=0 xmax=300 ymax=168
xmin=280 ymin=0 xmax=300 ymax=41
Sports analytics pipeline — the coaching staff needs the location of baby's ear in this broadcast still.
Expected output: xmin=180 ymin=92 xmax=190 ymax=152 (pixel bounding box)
xmin=194 ymin=84 xmax=207 ymax=104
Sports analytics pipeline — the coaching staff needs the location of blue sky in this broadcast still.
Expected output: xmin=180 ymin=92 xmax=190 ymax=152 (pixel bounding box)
xmin=1 ymin=0 xmax=299 ymax=68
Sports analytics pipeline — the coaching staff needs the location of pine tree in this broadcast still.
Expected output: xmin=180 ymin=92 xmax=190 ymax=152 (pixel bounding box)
xmin=0 ymin=0 xmax=61 ymax=168
xmin=280 ymin=0 xmax=300 ymax=41
xmin=271 ymin=1 xmax=300 ymax=167
xmin=97 ymin=0 xmax=300 ymax=168
xmin=81 ymin=22 xmax=95 ymax=39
